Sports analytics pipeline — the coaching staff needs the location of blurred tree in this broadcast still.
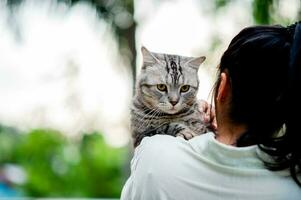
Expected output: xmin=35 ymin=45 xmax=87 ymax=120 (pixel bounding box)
xmin=6 ymin=0 xmax=137 ymax=86
xmin=0 ymin=127 xmax=127 ymax=197
xmin=214 ymin=0 xmax=228 ymax=9
xmin=4 ymin=1 xmax=133 ymax=197
xmin=69 ymin=0 xmax=136 ymax=84
xmin=0 ymin=125 xmax=21 ymax=163
xmin=214 ymin=0 xmax=300 ymax=24
xmin=252 ymin=0 xmax=274 ymax=24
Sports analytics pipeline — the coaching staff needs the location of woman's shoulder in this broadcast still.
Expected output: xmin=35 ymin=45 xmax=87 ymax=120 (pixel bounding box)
xmin=133 ymin=135 xmax=186 ymax=166
xmin=138 ymin=132 xmax=213 ymax=150
xmin=130 ymin=135 xmax=197 ymax=185
xmin=131 ymin=134 xmax=213 ymax=174
xmin=122 ymin=135 xmax=212 ymax=200
xmin=135 ymin=135 xmax=187 ymax=162
xmin=134 ymin=133 xmax=214 ymax=160
xmin=139 ymin=134 xmax=184 ymax=150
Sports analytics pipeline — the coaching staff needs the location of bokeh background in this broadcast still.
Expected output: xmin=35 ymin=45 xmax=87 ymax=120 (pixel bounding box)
xmin=0 ymin=0 xmax=300 ymax=198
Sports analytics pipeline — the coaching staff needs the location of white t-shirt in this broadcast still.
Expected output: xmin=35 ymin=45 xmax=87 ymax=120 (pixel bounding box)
xmin=121 ymin=132 xmax=301 ymax=200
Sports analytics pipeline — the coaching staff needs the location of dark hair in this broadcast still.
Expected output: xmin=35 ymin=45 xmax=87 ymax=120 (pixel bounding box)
xmin=215 ymin=23 xmax=301 ymax=186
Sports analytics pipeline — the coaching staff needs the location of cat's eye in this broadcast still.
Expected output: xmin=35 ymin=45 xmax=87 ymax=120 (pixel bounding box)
xmin=157 ymin=84 xmax=167 ymax=92
xmin=180 ymin=85 xmax=190 ymax=93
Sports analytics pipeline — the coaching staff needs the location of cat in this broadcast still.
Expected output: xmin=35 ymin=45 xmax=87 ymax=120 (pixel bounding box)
xmin=131 ymin=47 xmax=211 ymax=147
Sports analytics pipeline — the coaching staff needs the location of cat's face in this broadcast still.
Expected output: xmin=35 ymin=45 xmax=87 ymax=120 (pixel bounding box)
xmin=136 ymin=47 xmax=205 ymax=114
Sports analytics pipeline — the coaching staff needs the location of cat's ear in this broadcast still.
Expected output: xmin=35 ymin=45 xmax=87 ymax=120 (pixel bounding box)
xmin=141 ymin=46 xmax=160 ymax=68
xmin=186 ymin=56 xmax=206 ymax=71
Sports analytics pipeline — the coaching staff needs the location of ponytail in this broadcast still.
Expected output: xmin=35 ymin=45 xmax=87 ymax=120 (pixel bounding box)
xmin=285 ymin=22 xmax=301 ymax=186
xmin=259 ymin=22 xmax=301 ymax=186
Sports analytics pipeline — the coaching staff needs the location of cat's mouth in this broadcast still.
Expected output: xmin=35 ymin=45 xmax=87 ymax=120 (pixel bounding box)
xmin=160 ymin=106 xmax=181 ymax=114
xmin=170 ymin=107 xmax=177 ymax=111
xmin=156 ymin=103 xmax=183 ymax=114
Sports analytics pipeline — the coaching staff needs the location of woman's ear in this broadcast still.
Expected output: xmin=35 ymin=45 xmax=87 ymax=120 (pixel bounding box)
xmin=216 ymin=72 xmax=229 ymax=103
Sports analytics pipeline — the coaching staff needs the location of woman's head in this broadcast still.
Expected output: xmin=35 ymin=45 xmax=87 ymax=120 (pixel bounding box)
xmin=216 ymin=25 xmax=291 ymax=140
xmin=214 ymin=23 xmax=301 ymax=185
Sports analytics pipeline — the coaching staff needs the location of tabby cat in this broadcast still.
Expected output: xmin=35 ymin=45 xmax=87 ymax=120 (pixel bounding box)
xmin=131 ymin=47 xmax=211 ymax=147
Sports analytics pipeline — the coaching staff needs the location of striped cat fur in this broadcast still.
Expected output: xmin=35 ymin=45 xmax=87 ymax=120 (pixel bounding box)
xmin=131 ymin=47 xmax=210 ymax=147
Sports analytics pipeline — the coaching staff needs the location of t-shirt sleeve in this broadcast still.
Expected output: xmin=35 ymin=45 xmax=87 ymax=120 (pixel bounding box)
xmin=120 ymin=135 xmax=179 ymax=200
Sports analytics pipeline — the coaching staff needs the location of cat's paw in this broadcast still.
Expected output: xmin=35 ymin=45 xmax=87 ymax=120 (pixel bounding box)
xmin=198 ymin=100 xmax=217 ymax=131
xmin=176 ymin=128 xmax=198 ymax=140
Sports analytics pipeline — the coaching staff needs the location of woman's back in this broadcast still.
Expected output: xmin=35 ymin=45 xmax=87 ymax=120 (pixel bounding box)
xmin=121 ymin=134 xmax=301 ymax=200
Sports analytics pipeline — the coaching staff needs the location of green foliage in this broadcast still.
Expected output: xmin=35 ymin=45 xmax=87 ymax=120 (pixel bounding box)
xmin=213 ymin=0 xmax=276 ymax=24
xmin=252 ymin=0 xmax=274 ymax=24
xmin=0 ymin=126 xmax=20 ymax=163
xmin=214 ymin=0 xmax=228 ymax=9
xmin=0 ymin=125 xmax=128 ymax=198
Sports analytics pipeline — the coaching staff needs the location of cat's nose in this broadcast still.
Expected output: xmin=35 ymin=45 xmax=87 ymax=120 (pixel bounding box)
xmin=169 ymin=99 xmax=179 ymax=106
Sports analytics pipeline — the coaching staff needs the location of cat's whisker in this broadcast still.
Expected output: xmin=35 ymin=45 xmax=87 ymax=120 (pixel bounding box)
xmin=136 ymin=108 xmax=159 ymax=130
xmin=141 ymin=108 xmax=160 ymax=126
xmin=136 ymin=107 xmax=156 ymax=121
xmin=138 ymin=108 xmax=161 ymax=131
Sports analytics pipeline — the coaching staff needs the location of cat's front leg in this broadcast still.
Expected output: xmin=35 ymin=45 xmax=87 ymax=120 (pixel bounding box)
xmin=174 ymin=126 xmax=198 ymax=140
xmin=161 ymin=123 xmax=198 ymax=140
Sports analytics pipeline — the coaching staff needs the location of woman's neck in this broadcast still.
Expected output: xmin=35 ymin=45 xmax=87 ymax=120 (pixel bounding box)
xmin=215 ymin=122 xmax=247 ymax=146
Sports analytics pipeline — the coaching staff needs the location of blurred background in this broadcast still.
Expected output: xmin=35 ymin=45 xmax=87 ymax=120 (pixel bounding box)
xmin=0 ymin=0 xmax=300 ymax=198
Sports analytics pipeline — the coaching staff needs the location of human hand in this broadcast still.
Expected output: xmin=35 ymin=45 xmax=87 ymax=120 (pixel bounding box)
xmin=198 ymin=100 xmax=217 ymax=132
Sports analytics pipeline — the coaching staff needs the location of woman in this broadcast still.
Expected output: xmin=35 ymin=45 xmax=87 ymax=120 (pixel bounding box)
xmin=121 ymin=23 xmax=301 ymax=199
